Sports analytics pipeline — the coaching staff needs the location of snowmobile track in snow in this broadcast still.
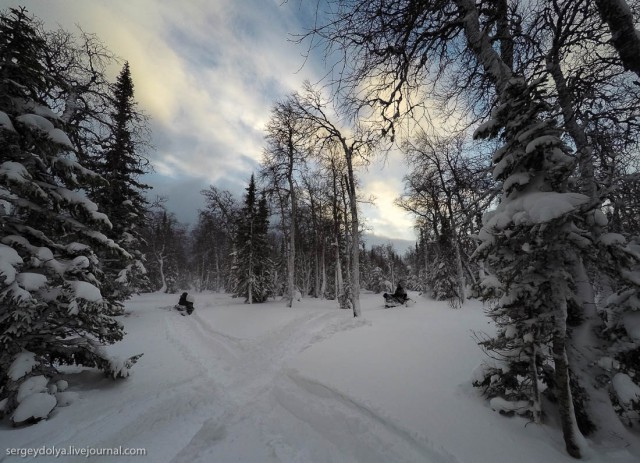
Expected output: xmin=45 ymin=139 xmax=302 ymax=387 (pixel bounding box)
xmin=159 ymin=307 xmax=455 ymax=463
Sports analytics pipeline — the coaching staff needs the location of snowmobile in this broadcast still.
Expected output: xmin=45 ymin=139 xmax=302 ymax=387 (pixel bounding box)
xmin=383 ymin=294 xmax=414 ymax=308
xmin=174 ymin=292 xmax=195 ymax=315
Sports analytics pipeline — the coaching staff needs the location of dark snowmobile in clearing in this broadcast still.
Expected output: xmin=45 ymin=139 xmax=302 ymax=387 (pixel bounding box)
xmin=175 ymin=292 xmax=195 ymax=315
xmin=383 ymin=281 xmax=412 ymax=308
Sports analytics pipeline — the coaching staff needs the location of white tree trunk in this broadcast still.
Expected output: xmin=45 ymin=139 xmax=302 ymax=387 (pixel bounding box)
xmin=335 ymin=238 xmax=345 ymax=306
xmin=551 ymin=282 xmax=587 ymax=459
xmin=157 ymin=249 xmax=167 ymax=293
xmin=320 ymin=241 xmax=327 ymax=299
xmin=345 ymin=152 xmax=361 ymax=318
xmin=546 ymin=52 xmax=596 ymax=197
xmin=288 ymin=188 xmax=296 ymax=308
xmin=530 ymin=341 xmax=543 ymax=424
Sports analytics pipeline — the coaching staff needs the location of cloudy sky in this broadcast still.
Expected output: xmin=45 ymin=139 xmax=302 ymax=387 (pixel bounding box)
xmin=2 ymin=0 xmax=417 ymax=249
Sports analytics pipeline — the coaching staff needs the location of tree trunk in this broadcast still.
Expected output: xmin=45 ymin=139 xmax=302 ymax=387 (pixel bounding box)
xmin=157 ymin=248 xmax=167 ymax=293
xmin=320 ymin=239 xmax=327 ymax=298
xmin=287 ymin=137 xmax=297 ymax=308
xmin=445 ymin=199 xmax=465 ymax=306
xmin=335 ymin=237 xmax=345 ymax=306
xmin=595 ymin=0 xmax=640 ymax=78
xmin=345 ymin=150 xmax=361 ymax=317
xmin=331 ymin=160 xmax=347 ymax=309
xmin=423 ymin=230 xmax=430 ymax=291
xmin=552 ymin=280 xmax=585 ymax=459
xmin=552 ymin=329 xmax=583 ymax=459
xmin=287 ymin=187 xmax=296 ymax=308
xmin=215 ymin=249 xmax=221 ymax=292
xmin=530 ymin=341 xmax=543 ymax=424
xmin=546 ymin=52 xmax=596 ymax=197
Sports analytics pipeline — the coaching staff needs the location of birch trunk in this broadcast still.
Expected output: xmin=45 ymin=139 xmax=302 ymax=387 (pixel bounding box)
xmin=287 ymin=137 xmax=296 ymax=308
xmin=552 ymin=300 xmax=585 ymax=459
xmin=546 ymin=52 xmax=596 ymax=197
xmin=530 ymin=341 xmax=542 ymax=424
xmin=331 ymin=160 xmax=346 ymax=309
xmin=287 ymin=187 xmax=296 ymax=308
xmin=320 ymin=240 xmax=327 ymax=298
xmin=595 ymin=0 xmax=640 ymax=77
xmin=157 ymin=248 xmax=167 ymax=293
xmin=345 ymin=152 xmax=361 ymax=317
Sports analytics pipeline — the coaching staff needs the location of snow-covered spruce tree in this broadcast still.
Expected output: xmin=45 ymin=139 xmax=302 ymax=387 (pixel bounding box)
xmin=470 ymin=80 xmax=598 ymax=457
xmin=231 ymin=175 xmax=275 ymax=303
xmin=593 ymin=230 xmax=640 ymax=426
xmin=0 ymin=8 xmax=140 ymax=425
xmin=91 ymin=62 xmax=150 ymax=313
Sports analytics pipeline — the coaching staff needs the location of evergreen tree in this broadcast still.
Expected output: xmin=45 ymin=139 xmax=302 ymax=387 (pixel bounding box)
xmin=92 ymin=62 xmax=150 ymax=312
xmin=231 ymin=175 xmax=274 ymax=303
xmin=0 ymin=8 xmax=139 ymax=425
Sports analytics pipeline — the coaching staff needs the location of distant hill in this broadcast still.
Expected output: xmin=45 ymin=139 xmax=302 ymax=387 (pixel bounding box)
xmin=361 ymin=233 xmax=415 ymax=255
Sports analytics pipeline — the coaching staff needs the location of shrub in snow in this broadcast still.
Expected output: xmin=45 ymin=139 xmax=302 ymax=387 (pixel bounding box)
xmin=0 ymin=8 xmax=141 ymax=424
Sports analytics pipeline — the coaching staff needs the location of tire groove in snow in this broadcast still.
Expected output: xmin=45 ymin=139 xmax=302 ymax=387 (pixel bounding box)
xmin=169 ymin=308 xmax=382 ymax=462
xmin=270 ymin=370 xmax=459 ymax=463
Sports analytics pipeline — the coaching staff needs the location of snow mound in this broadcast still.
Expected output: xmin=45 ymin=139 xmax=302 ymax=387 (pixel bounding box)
xmin=490 ymin=397 xmax=531 ymax=415
xmin=16 ymin=272 xmax=48 ymax=291
xmin=55 ymin=380 xmax=68 ymax=392
xmin=8 ymin=351 xmax=38 ymax=381
xmin=47 ymin=128 xmax=73 ymax=148
xmin=612 ymin=374 xmax=640 ymax=415
xmin=0 ymin=242 xmax=23 ymax=285
xmin=0 ymin=110 xmax=16 ymax=131
xmin=485 ymin=191 xmax=589 ymax=230
xmin=12 ymin=393 xmax=56 ymax=425
xmin=600 ymin=233 xmax=626 ymax=246
xmin=17 ymin=376 xmax=48 ymax=403
xmin=55 ymin=391 xmax=79 ymax=407
xmin=623 ymin=312 xmax=640 ymax=342
xmin=16 ymin=113 xmax=54 ymax=132
xmin=68 ymin=280 xmax=102 ymax=302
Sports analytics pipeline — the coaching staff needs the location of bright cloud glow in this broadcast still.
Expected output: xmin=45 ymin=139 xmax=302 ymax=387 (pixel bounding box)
xmin=4 ymin=0 xmax=417 ymax=245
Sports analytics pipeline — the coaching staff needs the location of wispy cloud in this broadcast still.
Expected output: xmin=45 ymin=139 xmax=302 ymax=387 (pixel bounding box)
xmin=4 ymin=0 xmax=417 ymax=244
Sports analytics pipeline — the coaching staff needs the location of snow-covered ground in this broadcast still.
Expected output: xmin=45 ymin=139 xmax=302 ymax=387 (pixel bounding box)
xmin=1 ymin=291 xmax=639 ymax=462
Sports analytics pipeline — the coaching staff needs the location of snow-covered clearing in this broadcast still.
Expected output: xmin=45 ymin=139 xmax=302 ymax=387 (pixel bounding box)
xmin=1 ymin=292 xmax=639 ymax=462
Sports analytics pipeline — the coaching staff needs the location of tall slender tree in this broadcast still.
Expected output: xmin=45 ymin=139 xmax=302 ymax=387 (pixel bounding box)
xmin=92 ymin=62 xmax=150 ymax=311
xmin=288 ymin=82 xmax=378 ymax=317
xmin=262 ymin=98 xmax=313 ymax=307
